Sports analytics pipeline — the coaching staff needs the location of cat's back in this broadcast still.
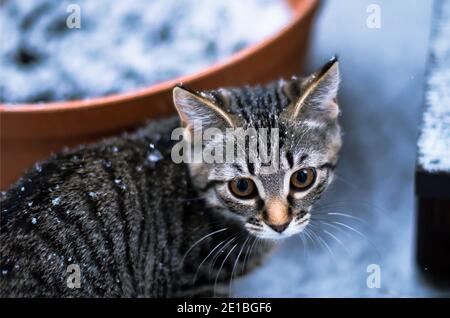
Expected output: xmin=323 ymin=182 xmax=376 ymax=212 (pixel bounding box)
xmin=0 ymin=116 xmax=189 ymax=297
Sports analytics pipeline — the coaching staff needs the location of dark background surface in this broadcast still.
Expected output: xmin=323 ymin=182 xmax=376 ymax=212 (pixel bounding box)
xmin=235 ymin=0 xmax=450 ymax=297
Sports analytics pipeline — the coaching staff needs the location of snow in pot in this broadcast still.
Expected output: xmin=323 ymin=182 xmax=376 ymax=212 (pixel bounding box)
xmin=0 ymin=0 xmax=291 ymax=104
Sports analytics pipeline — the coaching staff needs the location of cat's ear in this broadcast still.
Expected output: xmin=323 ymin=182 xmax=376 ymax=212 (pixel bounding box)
xmin=173 ymin=85 xmax=236 ymax=130
xmin=281 ymin=57 xmax=340 ymax=122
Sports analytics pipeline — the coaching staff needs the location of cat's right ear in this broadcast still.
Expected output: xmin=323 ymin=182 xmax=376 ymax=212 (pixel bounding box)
xmin=173 ymin=85 xmax=236 ymax=130
xmin=281 ymin=57 xmax=340 ymax=123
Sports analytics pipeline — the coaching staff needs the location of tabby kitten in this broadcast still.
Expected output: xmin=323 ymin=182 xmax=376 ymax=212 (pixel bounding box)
xmin=0 ymin=58 xmax=341 ymax=297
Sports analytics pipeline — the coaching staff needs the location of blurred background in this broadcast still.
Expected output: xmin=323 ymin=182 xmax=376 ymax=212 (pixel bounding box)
xmin=235 ymin=0 xmax=450 ymax=297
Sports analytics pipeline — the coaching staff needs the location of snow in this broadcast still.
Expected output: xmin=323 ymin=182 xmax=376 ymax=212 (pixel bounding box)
xmin=417 ymin=0 xmax=450 ymax=172
xmin=147 ymin=149 xmax=163 ymax=162
xmin=51 ymin=197 xmax=61 ymax=206
xmin=0 ymin=0 xmax=291 ymax=104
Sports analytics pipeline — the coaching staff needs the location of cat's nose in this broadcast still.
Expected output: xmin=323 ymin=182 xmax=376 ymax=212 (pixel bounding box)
xmin=268 ymin=222 xmax=290 ymax=233
xmin=265 ymin=198 xmax=290 ymax=233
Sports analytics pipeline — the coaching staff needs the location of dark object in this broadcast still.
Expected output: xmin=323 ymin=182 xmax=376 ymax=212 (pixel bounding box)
xmin=13 ymin=45 xmax=43 ymax=67
xmin=415 ymin=1 xmax=450 ymax=282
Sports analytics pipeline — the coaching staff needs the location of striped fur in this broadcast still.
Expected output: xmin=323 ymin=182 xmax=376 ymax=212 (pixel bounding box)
xmin=0 ymin=117 xmax=268 ymax=297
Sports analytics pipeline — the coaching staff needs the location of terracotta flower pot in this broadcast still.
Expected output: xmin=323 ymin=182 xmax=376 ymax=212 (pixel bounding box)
xmin=0 ymin=0 xmax=319 ymax=190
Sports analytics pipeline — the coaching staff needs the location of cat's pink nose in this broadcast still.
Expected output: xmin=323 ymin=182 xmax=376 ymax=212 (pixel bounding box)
xmin=268 ymin=222 xmax=290 ymax=233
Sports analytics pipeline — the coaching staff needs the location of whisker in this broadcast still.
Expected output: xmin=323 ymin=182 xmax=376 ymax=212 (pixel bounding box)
xmin=316 ymin=233 xmax=336 ymax=260
xmin=228 ymin=236 xmax=250 ymax=296
xmin=308 ymin=224 xmax=336 ymax=260
xmin=321 ymin=220 xmax=382 ymax=259
xmin=314 ymin=199 xmax=388 ymax=217
xmin=180 ymin=227 xmax=228 ymax=266
xmin=192 ymin=237 xmax=230 ymax=284
xmin=323 ymin=229 xmax=350 ymax=255
xmin=209 ymin=236 xmax=239 ymax=277
xmin=332 ymin=221 xmax=366 ymax=238
xmin=321 ymin=212 xmax=368 ymax=225
xmin=314 ymin=219 xmax=353 ymax=239
xmin=298 ymin=232 xmax=309 ymax=260
xmin=242 ymin=236 xmax=258 ymax=274
xmin=303 ymin=227 xmax=317 ymax=249
xmin=214 ymin=243 xmax=238 ymax=297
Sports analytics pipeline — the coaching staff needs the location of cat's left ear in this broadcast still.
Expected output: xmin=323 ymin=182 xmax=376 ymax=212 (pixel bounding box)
xmin=282 ymin=57 xmax=340 ymax=122
xmin=173 ymin=85 xmax=236 ymax=130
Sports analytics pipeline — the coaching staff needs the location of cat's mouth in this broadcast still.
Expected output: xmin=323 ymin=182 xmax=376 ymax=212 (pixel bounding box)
xmin=245 ymin=213 xmax=310 ymax=240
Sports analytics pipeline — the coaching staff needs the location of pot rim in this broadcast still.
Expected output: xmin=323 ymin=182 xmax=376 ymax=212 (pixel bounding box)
xmin=0 ymin=0 xmax=317 ymax=114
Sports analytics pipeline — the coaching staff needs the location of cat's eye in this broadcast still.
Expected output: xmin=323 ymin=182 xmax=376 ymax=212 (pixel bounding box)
xmin=290 ymin=168 xmax=316 ymax=191
xmin=229 ymin=178 xmax=256 ymax=198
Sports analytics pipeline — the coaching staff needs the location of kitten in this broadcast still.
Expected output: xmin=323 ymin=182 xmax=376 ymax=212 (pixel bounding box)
xmin=0 ymin=58 xmax=341 ymax=297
